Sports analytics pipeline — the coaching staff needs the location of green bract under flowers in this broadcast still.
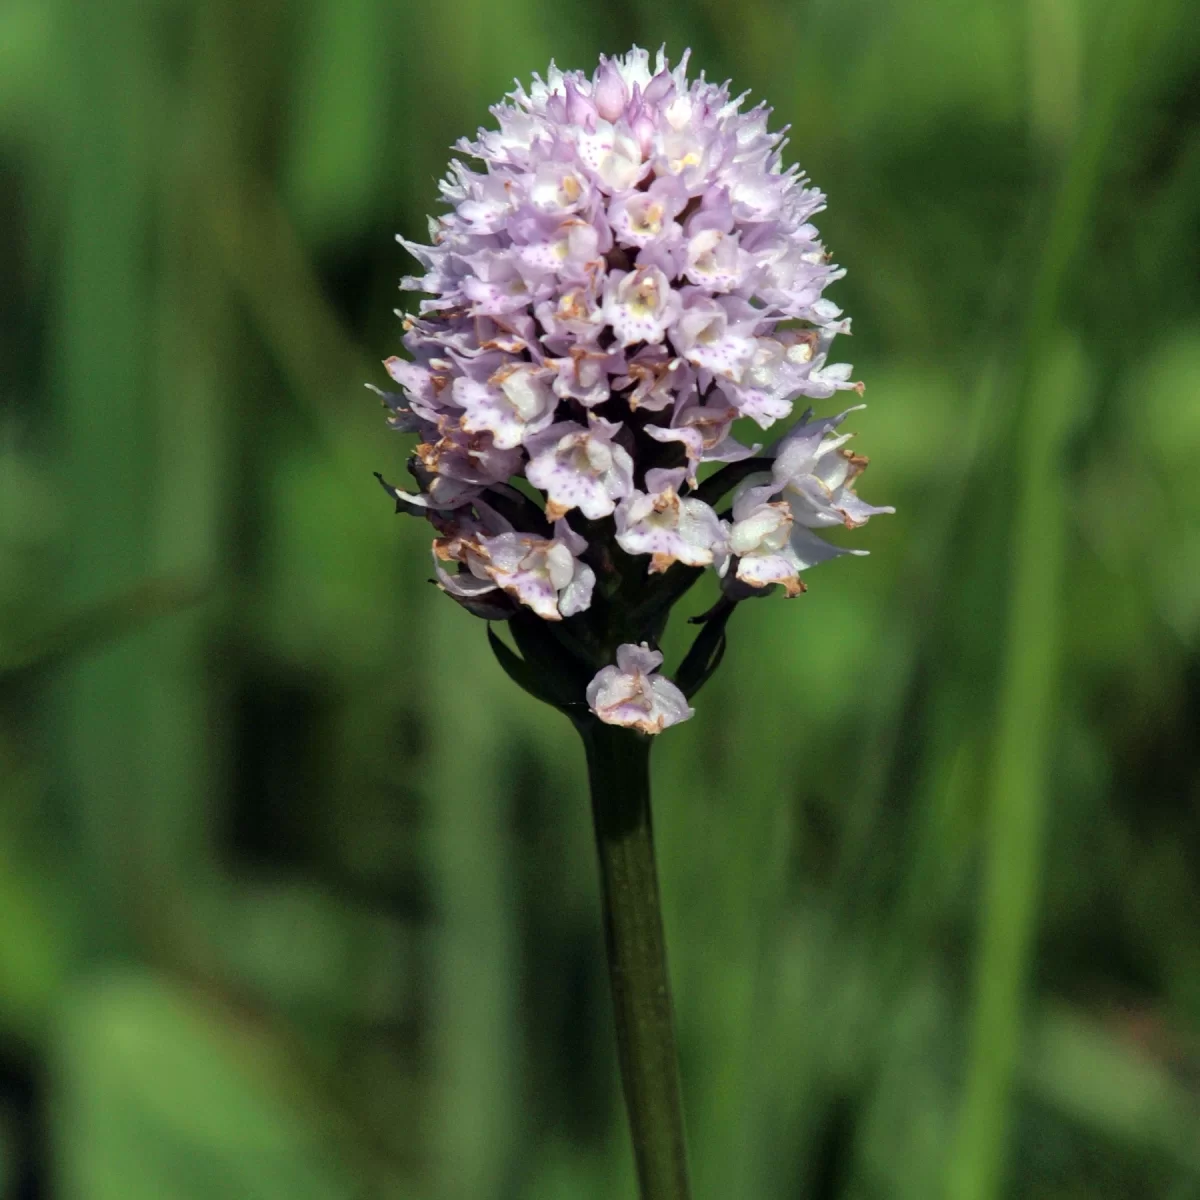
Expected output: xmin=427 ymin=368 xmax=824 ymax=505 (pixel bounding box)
xmin=375 ymin=46 xmax=892 ymax=732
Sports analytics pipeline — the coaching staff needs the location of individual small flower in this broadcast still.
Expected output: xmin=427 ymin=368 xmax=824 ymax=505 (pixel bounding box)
xmin=608 ymin=177 xmax=687 ymax=248
xmin=381 ymin=355 xmax=448 ymax=425
xmin=615 ymin=468 xmax=725 ymax=572
xmin=455 ymin=361 xmax=559 ymax=450
xmin=576 ymin=120 xmax=650 ymax=192
xmin=528 ymin=159 xmax=591 ymax=213
xmin=591 ymin=57 xmax=629 ymax=122
xmin=551 ymin=345 xmax=625 ymax=407
xmin=412 ymin=427 xmax=525 ymax=508
xmin=524 ymin=416 xmax=634 ymax=520
xmin=683 ymin=228 xmax=743 ymax=291
xmin=720 ymin=336 xmax=811 ymax=428
xmin=535 ymin=280 xmax=606 ymax=343
xmin=772 ymin=407 xmax=895 ymax=532
xmin=644 ymin=397 xmax=759 ymax=484
xmin=458 ymin=248 xmax=544 ymax=316
xmin=718 ymin=490 xmax=805 ymax=597
xmin=651 ymin=125 xmax=720 ymax=192
xmin=436 ymin=517 xmax=595 ymax=620
xmin=603 ymin=265 xmax=680 ymax=346
xmin=586 ymin=643 xmax=694 ymax=734
xmin=670 ymin=295 xmax=759 ymax=382
xmin=613 ymin=346 xmax=691 ymax=412
xmin=511 ymin=210 xmax=611 ymax=281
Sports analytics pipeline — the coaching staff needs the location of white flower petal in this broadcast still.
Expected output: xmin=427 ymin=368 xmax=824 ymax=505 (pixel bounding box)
xmin=587 ymin=643 xmax=693 ymax=734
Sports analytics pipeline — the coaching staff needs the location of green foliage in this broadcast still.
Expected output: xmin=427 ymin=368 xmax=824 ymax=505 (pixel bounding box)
xmin=2 ymin=0 xmax=1199 ymax=1196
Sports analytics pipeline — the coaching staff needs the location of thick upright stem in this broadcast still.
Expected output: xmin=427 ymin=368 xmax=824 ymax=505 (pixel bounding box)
xmin=582 ymin=721 xmax=691 ymax=1200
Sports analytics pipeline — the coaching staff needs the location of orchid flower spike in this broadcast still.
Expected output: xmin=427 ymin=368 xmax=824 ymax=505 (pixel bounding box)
xmin=375 ymin=46 xmax=891 ymax=731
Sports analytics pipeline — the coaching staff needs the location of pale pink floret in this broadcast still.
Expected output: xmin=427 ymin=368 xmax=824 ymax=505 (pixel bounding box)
xmin=613 ymin=346 xmax=692 ymax=413
xmin=719 ymin=489 xmax=806 ymax=597
xmin=614 ymin=468 xmax=725 ymax=573
xmin=644 ymin=399 xmax=759 ymax=485
xmin=608 ymin=177 xmax=687 ymax=248
xmin=575 ymin=121 xmax=650 ymax=193
xmin=586 ymin=643 xmax=694 ymax=734
xmin=603 ymin=266 xmax=681 ymax=347
xmin=551 ymin=345 xmax=624 ymax=407
xmin=772 ymin=407 xmax=896 ymax=533
xmin=436 ymin=518 xmax=594 ymax=620
xmin=524 ymin=417 xmax=635 ymax=520
xmin=670 ymin=295 xmax=759 ymax=383
xmin=412 ymin=427 xmax=524 ymax=508
xmin=720 ymin=337 xmax=808 ymax=428
xmin=683 ymin=229 xmax=743 ymax=292
xmin=455 ymin=363 xmax=558 ymax=450
xmin=528 ymin=160 xmax=591 ymax=214
xmin=534 ymin=281 xmax=605 ymax=343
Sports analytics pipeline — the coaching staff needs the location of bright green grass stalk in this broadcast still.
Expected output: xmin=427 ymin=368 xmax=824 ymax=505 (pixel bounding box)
xmin=947 ymin=0 xmax=1171 ymax=1195
xmin=945 ymin=333 xmax=1080 ymax=1200
xmin=140 ymin=0 xmax=238 ymax=930
xmin=428 ymin=598 xmax=519 ymax=1200
xmin=54 ymin=0 xmax=155 ymax=956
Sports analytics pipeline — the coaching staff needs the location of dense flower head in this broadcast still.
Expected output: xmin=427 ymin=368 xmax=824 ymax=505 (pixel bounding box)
xmin=376 ymin=47 xmax=892 ymax=731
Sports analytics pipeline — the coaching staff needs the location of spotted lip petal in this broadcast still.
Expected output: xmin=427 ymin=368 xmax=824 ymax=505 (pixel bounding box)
xmin=770 ymin=406 xmax=896 ymax=532
xmin=720 ymin=493 xmax=805 ymax=597
xmin=524 ymin=417 xmax=635 ymax=520
xmin=615 ymin=468 xmax=724 ymax=574
xmin=585 ymin=642 xmax=694 ymax=734
xmin=433 ymin=514 xmax=595 ymax=621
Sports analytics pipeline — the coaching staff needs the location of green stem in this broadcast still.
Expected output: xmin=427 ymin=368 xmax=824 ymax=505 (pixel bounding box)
xmin=581 ymin=721 xmax=692 ymax=1200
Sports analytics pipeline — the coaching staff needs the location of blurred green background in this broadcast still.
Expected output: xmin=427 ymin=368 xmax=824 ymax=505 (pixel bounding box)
xmin=3 ymin=0 xmax=1199 ymax=1196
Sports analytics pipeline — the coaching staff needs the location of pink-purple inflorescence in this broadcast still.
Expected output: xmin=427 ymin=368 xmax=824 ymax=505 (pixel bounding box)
xmin=375 ymin=47 xmax=892 ymax=732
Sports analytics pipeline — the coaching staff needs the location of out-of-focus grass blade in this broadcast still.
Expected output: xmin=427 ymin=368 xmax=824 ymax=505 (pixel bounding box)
xmin=52 ymin=970 xmax=352 ymax=1200
xmin=424 ymin=598 xmax=520 ymax=1200
xmin=1025 ymin=1003 xmax=1200 ymax=1177
xmin=946 ymin=0 xmax=1176 ymax=1183
xmin=283 ymin=0 xmax=388 ymax=244
xmin=52 ymin=0 xmax=162 ymax=958
xmin=947 ymin=331 xmax=1085 ymax=1200
xmin=0 ymin=577 xmax=209 ymax=684
xmin=0 ymin=839 xmax=70 ymax=1042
